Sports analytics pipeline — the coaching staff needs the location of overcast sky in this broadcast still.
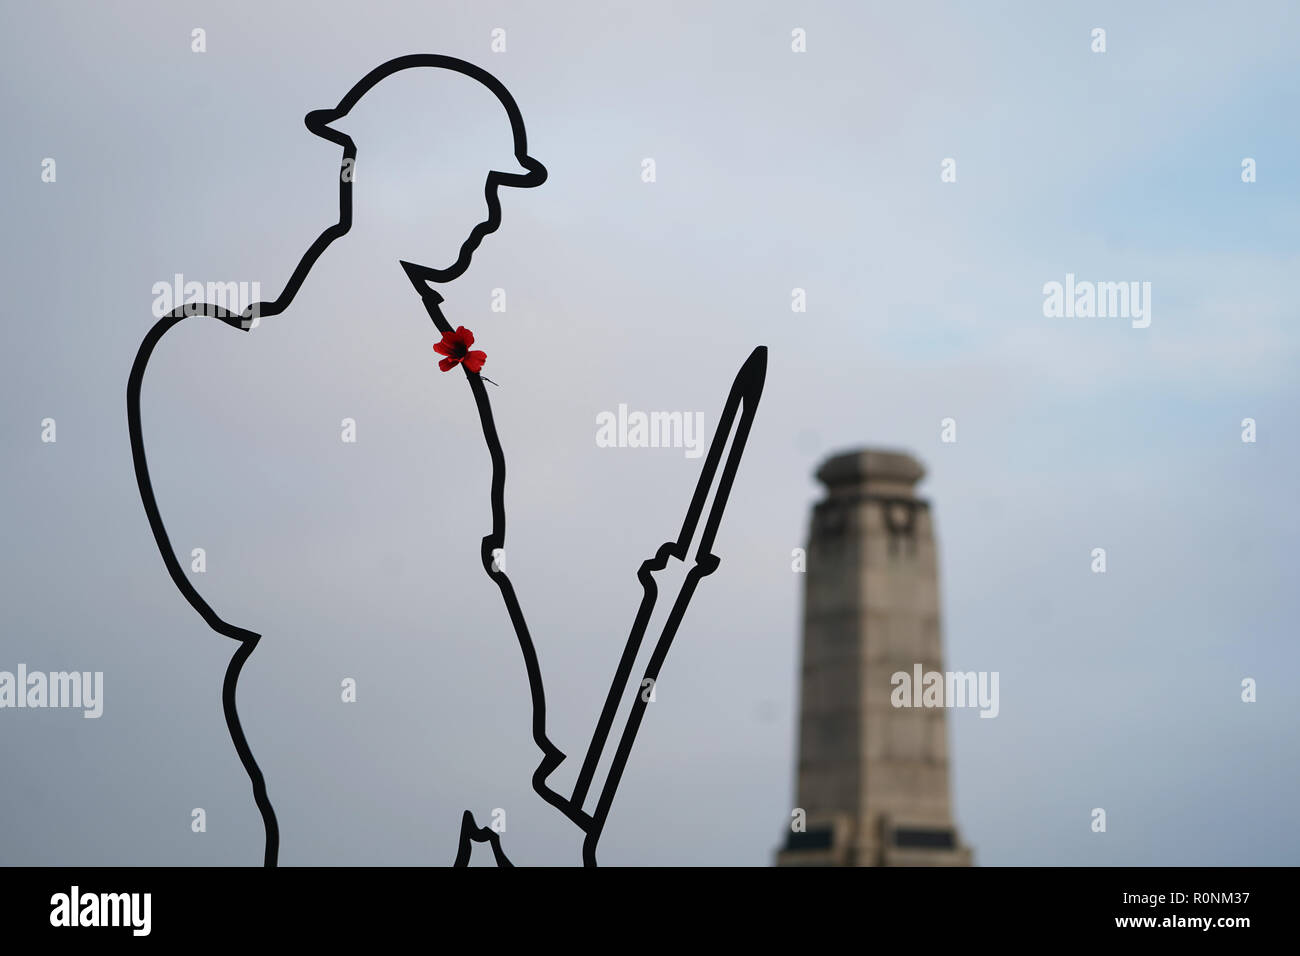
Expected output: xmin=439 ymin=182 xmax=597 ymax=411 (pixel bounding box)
xmin=2 ymin=0 xmax=1298 ymax=865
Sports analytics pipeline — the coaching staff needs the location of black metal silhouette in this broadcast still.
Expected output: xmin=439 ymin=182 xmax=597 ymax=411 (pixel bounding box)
xmin=127 ymin=54 xmax=766 ymax=867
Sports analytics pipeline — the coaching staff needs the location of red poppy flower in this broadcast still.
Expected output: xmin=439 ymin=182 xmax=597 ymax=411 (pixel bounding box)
xmin=433 ymin=326 xmax=487 ymax=374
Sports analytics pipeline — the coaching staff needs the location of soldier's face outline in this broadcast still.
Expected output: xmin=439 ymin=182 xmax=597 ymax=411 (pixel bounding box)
xmin=323 ymin=135 xmax=546 ymax=284
xmin=420 ymin=158 xmax=546 ymax=282
xmin=304 ymin=59 xmax=548 ymax=285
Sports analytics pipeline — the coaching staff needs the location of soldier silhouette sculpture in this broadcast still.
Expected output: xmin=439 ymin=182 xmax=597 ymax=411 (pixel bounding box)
xmin=127 ymin=54 xmax=766 ymax=866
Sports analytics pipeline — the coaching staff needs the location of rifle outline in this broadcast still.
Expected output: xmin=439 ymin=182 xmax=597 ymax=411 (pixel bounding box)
xmin=410 ymin=263 xmax=768 ymax=865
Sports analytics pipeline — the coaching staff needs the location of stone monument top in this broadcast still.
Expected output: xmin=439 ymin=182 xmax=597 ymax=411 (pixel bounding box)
xmin=815 ymin=448 xmax=926 ymax=499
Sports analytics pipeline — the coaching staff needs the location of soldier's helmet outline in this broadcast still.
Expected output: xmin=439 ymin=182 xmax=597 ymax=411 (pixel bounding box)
xmin=301 ymin=54 xmax=547 ymax=284
xmin=305 ymin=54 xmax=547 ymax=187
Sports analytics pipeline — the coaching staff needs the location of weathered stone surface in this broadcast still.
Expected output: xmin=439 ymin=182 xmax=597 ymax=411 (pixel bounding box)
xmin=778 ymin=448 xmax=973 ymax=867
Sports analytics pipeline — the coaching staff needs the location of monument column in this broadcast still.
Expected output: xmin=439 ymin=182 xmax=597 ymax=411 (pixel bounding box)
xmin=777 ymin=449 xmax=972 ymax=866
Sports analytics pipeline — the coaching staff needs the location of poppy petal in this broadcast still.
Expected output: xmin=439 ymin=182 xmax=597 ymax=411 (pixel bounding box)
xmin=438 ymin=356 xmax=459 ymax=372
xmin=463 ymin=350 xmax=487 ymax=373
xmin=457 ymin=327 xmax=475 ymax=347
xmin=433 ymin=341 xmax=452 ymax=356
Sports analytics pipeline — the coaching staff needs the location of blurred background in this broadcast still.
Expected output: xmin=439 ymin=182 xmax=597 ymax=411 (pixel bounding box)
xmin=1 ymin=0 xmax=1298 ymax=865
